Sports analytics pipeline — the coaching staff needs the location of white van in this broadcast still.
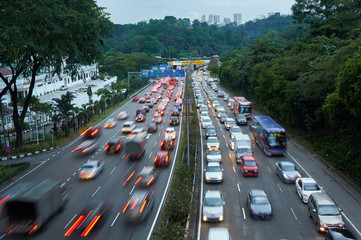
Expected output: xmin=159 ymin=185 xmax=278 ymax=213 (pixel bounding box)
xmin=232 ymin=134 xmax=252 ymax=163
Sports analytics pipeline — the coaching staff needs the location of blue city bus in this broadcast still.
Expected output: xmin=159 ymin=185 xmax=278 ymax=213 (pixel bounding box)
xmin=251 ymin=115 xmax=287 ymax=156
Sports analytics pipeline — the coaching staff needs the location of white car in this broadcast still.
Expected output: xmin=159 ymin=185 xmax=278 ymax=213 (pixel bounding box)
xmin=165 ymin=127 xmax=176 ymax=140
xmin=295 ymin=178 xmax=322 ymax=203
xmin=204 ymin=162 xmax=223 ymax=183
xmin=59 ymin=85 xmax=68 ymax=91
xmin=202 ymin=117 xmax=212 ymax=129
xmin=200 ymin=112 xmax=209 ymax=122
xmin=202 ymin=190 xmax=224 ymax=222
xmin=206 ymin=150 xmax=222 ymax=163
xmin=78 ymin=160 xmax=104 ymax=180
xmin=121 ymin=121 xmax=136 ymax=134
xmin=199 ymin=105 xmax=208 ymax=113
xmin=207 ymin=137 xmax=220 ymax=151
xmin=224 ymin=118 xmax=236 ymax=130
xmin=117 ymin=111 xmax=129 ymax=120
xmin=230 ymin=126 xmax=242 ymax=139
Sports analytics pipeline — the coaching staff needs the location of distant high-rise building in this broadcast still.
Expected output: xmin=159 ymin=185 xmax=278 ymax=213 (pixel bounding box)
xmin=201 ymin=14 xmax=206 ymax=23
xmin=214 ymin=15 xmax=220 ymax=25
xmin=208 ymin=14 xmax=214 ymax=25
xmin=223 ymin=17 xmax=231 ymax=25
xmin=233 ymin=13 xmax=242 ymax=26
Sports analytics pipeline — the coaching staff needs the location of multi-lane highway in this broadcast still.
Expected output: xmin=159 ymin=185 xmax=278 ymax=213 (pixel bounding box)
xmin=0 ymin=81 xmax=184 ymax=240
xmin=194 ymin=71 xmax=361 ymax=240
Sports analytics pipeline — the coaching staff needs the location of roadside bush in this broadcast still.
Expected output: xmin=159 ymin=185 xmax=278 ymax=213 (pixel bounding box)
xmin=0 ymin=162 xmax=30 ymax=184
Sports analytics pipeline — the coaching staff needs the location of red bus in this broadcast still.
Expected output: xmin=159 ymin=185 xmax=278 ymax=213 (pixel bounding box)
xmin=233 ymin=96 xmax=253 ymax=118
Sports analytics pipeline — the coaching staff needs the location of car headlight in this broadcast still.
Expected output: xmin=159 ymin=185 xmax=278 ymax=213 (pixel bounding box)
xmin=320 ymin=222 xmax=327 ymax=227
xmin=283 ymin=173 xmax=289 ymax=179
xmin=219 ymin=216 xmax=224 ymax=221
xmin=217 ymin=175 xmax=223 ymax=180
xmin=254 ymin=169 xmax=258 ymax=172
xmin=205 ymin=176 xmax=211 ymax=180
xmin=298 ymin=173 xmax=302 ymax=178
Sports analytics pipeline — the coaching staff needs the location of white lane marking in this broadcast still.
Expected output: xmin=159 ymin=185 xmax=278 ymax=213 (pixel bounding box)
xmin=229 ymin=153 xmax=232 ymax=158
xmin=277 ymin=183 xmax=283 ymax=192
xmin=111 ymin=212 xmax=120 ymax=227
xmin=267 ymin=167 xmax=271 ymax=172
xmin=64 ymin=214 xmax=77 ymax=229
xmin=242 ymin=208 xmax=246 ymax=219
xmin=0 ymin=234 xmax=5 ymax=239
xmin=73 ymin=172 xmax=77 ymax=176
xmin=52 ymin=154 xmax=56 ymax=157
xmin=286 ymin=152 xmax=310 ymax=177
xmin=158 ymin=132 xmax=161 ymax=136
xmin=237 ymin=183 xmax=241 ymax=192
xmin=252 ymin=143 xmax=255 ymax=147
xmin=233 ymin=166 xmax=236 ymax=173
xmin=290 ymin=208 xmax=298 ymax=220
xmin=154 ymin=141 xmax=157 ymax=146
xmin=78 ymin=168 xmax=82 ymax=171
xmin=342 ymin=212 xmax=361 ymax=237
xmin=149 ymin=152 xmax=152 ymax=158
xmin=91 ymin=186 xmax=101 ymax=197
xmin=226 ymin=143 xmax=229 ymax=148
xmin=66 ymin=178 xmax=71 ymax=182
xmin=110 ymin=167 xmax=116 ymax=176
xmin=130 ymin=185 xmax=135 ymax=195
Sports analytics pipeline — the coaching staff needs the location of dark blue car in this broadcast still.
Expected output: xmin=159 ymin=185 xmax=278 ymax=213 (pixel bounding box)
xmin=247 ymin=189 xmax=272 ymax=220
xmin=275 ymin=161 xmax=301 ymax=183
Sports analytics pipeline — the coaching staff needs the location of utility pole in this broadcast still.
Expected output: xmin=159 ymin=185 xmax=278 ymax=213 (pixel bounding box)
xmin=185 ymin=62 xmax=192 ymax=169
xmin=0 ymin=98 xmax=7 ymax=148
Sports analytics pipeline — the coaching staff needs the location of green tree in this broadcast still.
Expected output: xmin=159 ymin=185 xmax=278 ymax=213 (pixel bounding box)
xmin=87 ymin=85 xmax=93 ymax=100
xmin=0 ymin=0 xmax=112 ymax=147
xmin=56 ymin=92 xmax=75 ymax=134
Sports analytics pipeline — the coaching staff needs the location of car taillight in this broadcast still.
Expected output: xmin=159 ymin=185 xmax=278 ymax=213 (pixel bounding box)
xmin=154 ymin=156 xmax=158 ymax=162
xmin=81 ymin=215 xmax=101 ymax=237
xmin=165 ymin=156 xmax=169 ymax=162
xmin=123 ymin=200 xmax=131 ymax=213
xmin=140 ymin=200 xmax=147 ymax=213
xmin=82 ymin=147 xmax=91 ymax=153
xmin=134 ymin=177 xmax=142 ymax=185
xmin=116 ymin=145 xmax=121 ymax=151
xmin=0 ymin=195 xmax=10 ymax=205
xmin=64 ymin=215 xmax=85 ymax=236
xmin=104 ymin=145 xmax=109 ymax=151
xmin=91 ymin=129 xmax=98 ymax=136
xmin=72 ymin=147 xmax=81 ymax=152
xmin=81 ymin=126 xmax=93 ymax=136
xmin=147 ymin=177 xmax=154 ymax=185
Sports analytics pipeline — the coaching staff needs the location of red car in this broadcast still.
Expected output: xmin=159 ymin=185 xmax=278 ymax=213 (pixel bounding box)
xmin=154 ymin=151 xmax=170 ymax=167
xmin=131 ymin=96 xmax=139 ymax=101
xmin=240 ymin=155 xmax=258 ymax=177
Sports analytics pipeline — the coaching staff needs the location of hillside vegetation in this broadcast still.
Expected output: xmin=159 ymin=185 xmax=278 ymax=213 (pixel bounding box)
xmin=212 ymin=0 xmax=361 ymax=184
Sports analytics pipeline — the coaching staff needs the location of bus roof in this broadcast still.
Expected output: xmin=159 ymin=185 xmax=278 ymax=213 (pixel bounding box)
xmin=254 ymin=116 xmax=285 ymax=133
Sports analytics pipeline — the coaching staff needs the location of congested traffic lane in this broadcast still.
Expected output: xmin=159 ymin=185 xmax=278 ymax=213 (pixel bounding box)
xmin=0 ymin=82 xmax=184 ymax=240
xmin=195 ymin=72 xmax=326 ymax=240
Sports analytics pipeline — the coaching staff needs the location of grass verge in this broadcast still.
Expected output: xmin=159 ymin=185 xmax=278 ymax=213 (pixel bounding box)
xmin=0 ymin=162 xmax=30 ymax=185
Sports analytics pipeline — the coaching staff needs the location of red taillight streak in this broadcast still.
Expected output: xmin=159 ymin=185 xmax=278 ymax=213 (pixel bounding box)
xmin=116 ymin=145 xmax=120 ymax=151
xmin=147 ymin=177 xmax=154 ymax=185
xmin=154 ymin=156 xmax=158 ymax=162
xmin=166 ymin=156 xmax=169 ymax=162
xmin=140 ymin=200 xmax=147 ymax=213
xmin=64 ymin=215 xmax=84 ymax=236
xmin=79 ymin=170 xmax=85 ymax=176
xmin=81 ymin=215 xmax=101 ymax=237
xmin=82 ymin=147 xmax=90 ymax=153
xmin=76 ymin=210 xmax=93 ymax=230
xmin=123 ymin=200 xmax=130 ymax=213
xmin=0 ymin=195 xmax=10 ymax=205
xmin=137 ymin=153 xmax=141 ymax=158
xmin=123 ymin=170 xmax=135 ymax=186
xmin=91 ymin=129 xmax=98 ymax=136
xmin=130 ymin=198 xmax=139 ymax=210
xmin=28 ymin=225 xmax=38 ymax=235
xmin=104 ymin=145 xmax=109 ymax=151
xmin=170 ymin=141 xmax=173 ymax=146
xmin=161 ymin=141 xmax=164 ymax=146
xmin=134 ymin=177 xmax=142 ymax=185
xmin=81 ymin=126 xmax=93 ymax=136
xmin=72 ymin=147 xmax=81 ymax=152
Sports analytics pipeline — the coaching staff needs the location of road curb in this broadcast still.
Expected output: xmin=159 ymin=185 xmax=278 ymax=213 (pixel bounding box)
xmin=1 ymin=146 xmax=60 ymax=161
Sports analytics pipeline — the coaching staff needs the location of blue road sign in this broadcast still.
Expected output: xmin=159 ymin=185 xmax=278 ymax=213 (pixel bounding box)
xmin=151 ymin=66 xmax=158 ymax=70
xmin=152 ymin=70 xmax=162 ymax=77
xmin=160 ymin=64 xmax=168 ymax=70
xmin=142 ymin=70 xmax=151 ymax=77
xmin=5 ymin=147 xmax=12 ymax=154
xmin=175 ymin=70 xmax=185 ymax=77
xmin=163 ymin=70 xmax=174 ymax=77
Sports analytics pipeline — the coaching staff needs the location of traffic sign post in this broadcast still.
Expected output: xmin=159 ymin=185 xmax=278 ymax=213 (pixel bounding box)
xmin=5 ymin=147 xmax=12 ymax=181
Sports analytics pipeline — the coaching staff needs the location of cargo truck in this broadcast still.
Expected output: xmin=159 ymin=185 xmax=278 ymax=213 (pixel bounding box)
xmin=125 ymin=133 xmax=146 ymax=160
xmin=0 ymin=179 xmax=70 ymax=235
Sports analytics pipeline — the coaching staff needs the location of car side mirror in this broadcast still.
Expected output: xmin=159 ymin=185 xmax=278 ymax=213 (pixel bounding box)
xmin=223 ymin=201 xmax=225 ymax=205
xmin=339 ymin=208 xmax=343 ymax=212
xmin=222 ymin=168 xmax=224 ymax=171
xmin=312 ymin=209 xmax=317 ymax=213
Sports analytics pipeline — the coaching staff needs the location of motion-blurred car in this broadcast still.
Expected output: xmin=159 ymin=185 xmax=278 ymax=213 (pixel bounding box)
xmin=131 ymin=96 xmax=139 ymax=102
xmin=134 ymin=166 xmax=159 ymax=187
xmin=206 ymin=150 xmax=222 ymax=163
xmin=236 ymin=114 xmax=247 ymax=125
xmin=64 ymin=200 xmax=109 ymax=237
xmin=152 ymin=115 xmax=163 ymax=124
xmin=156 ymin=109 xmax=164 ymax=116
xmin=326 ymin=228 xmax=357 ymax=240
xmin=295 ymin=177 xmax=322 ymax=203
xmin=129 ymin=128 xmax=146 ymax=139
xmin=123 ymin=189 xmax=154 ymax=223
xmin=220 ymin=114 xmax=228 ymax=124
xmin=104 ymin=138 xmax=124 ymax=154
xmin=72 ymin=140 xmax=98 ymax=155
xmin=240 ymin=155 xmax=258 ymax=177
xmin=202 ymin=190 xmax=224 ymax=222
xmin=78 ymin=160 xmax=104 ymax=180
xmin=154 ymin=151 xmax=170 ymax=167
xmin=104 ymin=118 xmax=117 ymax=128
xmin=138 ymin=97 xmax=146 ymax=103
xmin=135 ymin=114 xmax=146 ymax=122
xmin=247 ymin=189 xmax=272 ymax=220
xmin=142 ymin=105 xmax=150 ymax=113
xmin=205 ymin=125 xmax=217 ymax=138
xmin=146 ymin=122 xmax=157 ymax=133
xmin=136 ymin=108 xmax=146 ymax=116
xmin=121 ymin=121 xmax=136 ymax=134
xmin=204 ymin=162 xmax=223 ymax=183
xmin=165 ymin=127 xmax=176 ymax=140
xmin=145 ymin=100 xmax=154 ymax=108
xmin=206 ymin=137 xmax=220 ymax=151
xmin=275 ymin=161 xmax=302 ymax=183
xmin=117 ymin=111 xmax=129 ymax=120
xmin=200 ymin=111 xmax=209 ymax=122
xmin=161 ymin=138 xmax=174 ymax=151
xmin=81 ymin=126 xmax=101 ymax=139
xmin=169 ymin=116 xmax=180 ymax=125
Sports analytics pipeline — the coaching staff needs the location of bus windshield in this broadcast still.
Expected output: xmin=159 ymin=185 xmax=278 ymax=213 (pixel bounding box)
xmin=240 ymin=106 xmax=251 ymax=114
xmin=267 ymin=134 xmax=286 ymax=147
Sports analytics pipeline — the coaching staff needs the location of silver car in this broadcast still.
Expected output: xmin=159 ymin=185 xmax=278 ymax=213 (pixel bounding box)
xmin=121 ymin=121 xmax=136 ymax=134
xmin=78 ymin=160 xmax=104 ymax=180
xmin=202 ymin=117 xmax=212 ymax=129
xmin=207 ymin=228 xmax=232 ymax=240
xmin=204 ymin=162 xmax=223 ymax=183
xmin=206 ymin=150 xmax=222 ymax=162
xmin=224 ymin=118 xmax=236 ymax=130
xmin=202 ymin=190 xmax=224 ymax=222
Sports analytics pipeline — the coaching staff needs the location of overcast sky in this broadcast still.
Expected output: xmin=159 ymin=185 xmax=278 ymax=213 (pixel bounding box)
xmin=96 ymin=0 xmax=294 ymax=25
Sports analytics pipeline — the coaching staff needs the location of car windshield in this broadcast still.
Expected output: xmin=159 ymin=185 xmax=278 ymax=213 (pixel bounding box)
xmin=244 ymin=161 xmax=256 ymax=166
xmin=123 ymin=124 xmax=130 ymax=128
xmin=201 ymin=112 xmax=208 ymax=116
xmin=208 ymin=151 xmax=220 ymax=155
xmin=204 ymin=197 xmax=222 ymax=206
xmin=208 ymin=138 xmax=218 ymax=143
xmin=83 ymin=165 xmax=94 ymax=169
xmin=232 ymin=128 xmax=242 ymax=133
xmin=204 ymin=119 xmax=211 ymax=123
xmin=207 ymin=129 xmax=216 ymax=133
xmin=318 ymin=205 xmax=340 ymax=215
xmin=227 ymin=119 xmax=235 ymax=124
xmin=207 ymin=166 xmax=221 ymax=172
xmin=304 ymin=183 xmax=320 ymax=191
xmin=282 ymin=165 xmax=296 ymax=172
xmin=237 ymin=148 xmax=252 ymax=155
xmin=252 ymin=196 xmax=269 ymax=205
xmin=237 ymin=115 xmax=246 ymax=120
